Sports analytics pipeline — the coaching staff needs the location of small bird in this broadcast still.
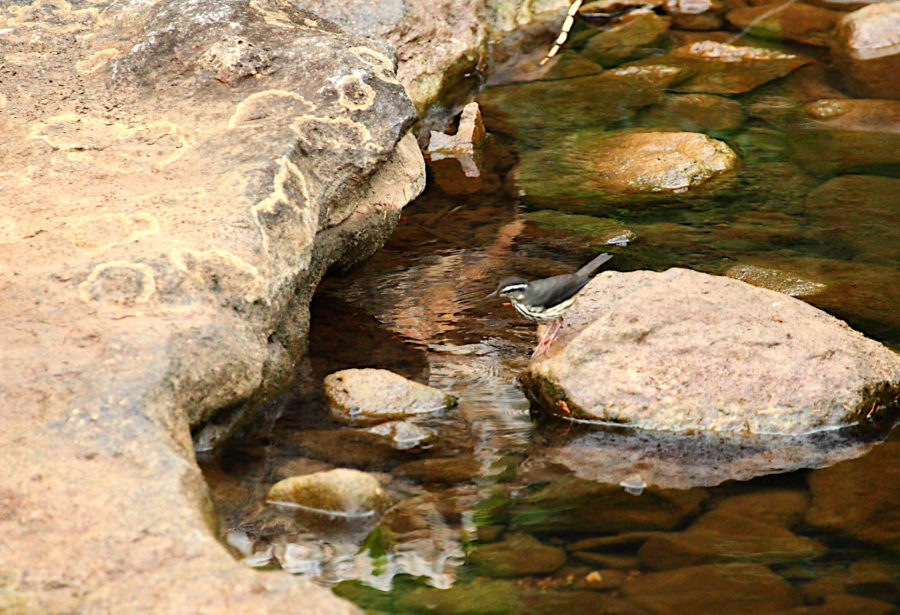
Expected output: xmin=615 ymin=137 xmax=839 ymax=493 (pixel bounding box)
xmin=487 ymin=253 xmax=613 ymax=356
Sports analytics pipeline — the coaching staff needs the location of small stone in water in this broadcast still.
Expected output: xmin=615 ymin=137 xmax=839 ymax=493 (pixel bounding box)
xmin=366 ymin=420 xmax=436 ymax=450
xmin=620 ymin=474 xmax=647 ymax=496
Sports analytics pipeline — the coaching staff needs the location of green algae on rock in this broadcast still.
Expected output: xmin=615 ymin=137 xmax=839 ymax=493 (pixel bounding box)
xmin=578 ymin=9 xmax=671 ymax=67
xmin=636 ymin=509 xmax=825 ymax=570
xmin=638 ymin=93 xmax=745 ymax=133
xmin=523 ymin=210 xmax=636 ymax=246
xmin=468 ymin=533 xmax=566 ymax=577
xmin=477 ymin=64 xmax=688 ymax=147
xmin=324 ymin=368 xmax=457 ymax=424
xmin=514 ymin=129 xmax=737 ymax=211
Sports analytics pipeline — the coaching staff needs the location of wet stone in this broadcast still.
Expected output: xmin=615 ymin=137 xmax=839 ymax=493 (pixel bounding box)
xmin=782 ymin=594 xmax=895 ymax=615
xmin=834 ymin=2 xmax=900 ymax=99
xmin=364 ymin=420 xmax=436 ymax=450
xmin=787 ymin=98 xmax=900 ymax=176
xmin=393 ymin=456 xmax=483 ymax=485
xmin=477 ymin=65 xmax=688 ymax=147
xmin=726 ymin=3 xmax=842 ymax=46
xmin=637 ymin=510 xmax=824 ymax=570
xmin=570 ymin=551 xmax=640 ymax=570
xmin=514 ymin=129 xmax=737 ymax=211
xmin=397 ymin=577 xmax=645 ymax=615
xmin=725 ymin=264 xmax=826 ymax=297
xmin=324 ymin=368 xmax=457 ymax=424
xmin=630 ymin=40 xmax=811 ymax=94
xmin=638 ymin=93 xmax=745 ymax=132
xmin=804 ymin=175 xmax=900 ymax=262
xmin=469 ymin=533 xmax=567 ymax=578
xmin=509 ymin=476 xmax=707 ymax=534
xmin=522 ymin=268 xmax=900 ymax=434
xmin=523 ymin=210 xmax=636 ymax=247
xmin=575 ymin=568 xmax=629 ymax=591
xmin=622 ymin=563 xmax=799 ymax=614
xmin=424 ymin=102 xmax=490 ymax=195
xmin=578 ymin=9 xmax=671 ymax=67
xmin=665 ymin=0 xmax=725 ymax=30
xmin=266 ymin=468 xmax=391 ymax=516
xmin=744 ymin=64 xmax=848 ymax=126
xmin=806 ymin=441 xmax=900 ymax=551
xmin=710 ymin=489 xmax=810 ymax=527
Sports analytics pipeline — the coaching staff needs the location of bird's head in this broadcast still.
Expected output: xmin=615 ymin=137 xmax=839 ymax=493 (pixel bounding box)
xmin=487 ymin=276 xmax=529 ymax=299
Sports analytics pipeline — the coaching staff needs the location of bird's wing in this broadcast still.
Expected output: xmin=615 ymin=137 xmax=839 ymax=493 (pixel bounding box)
xmin=523 ymin=274 xmax=592 ymax=308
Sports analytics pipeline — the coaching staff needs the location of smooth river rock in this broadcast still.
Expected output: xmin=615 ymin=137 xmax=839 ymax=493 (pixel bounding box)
xmin=622 ymin=563 xmax=798 ymax=614
xmin=834 ymin=2 xmax=900 ymax=99
xmin=514 ymin=129 xmax=737 ymax=211
xmin=468 ymin=533 xmax=567 ymax=577
xmin=805 ymin=441 xmax=900 ymax=551
xmin=788 ymin=98 xmax=900 ymax=176
xmin=521 ymin=268 xmax=900 ymax=434
xmin=324 ymin=368 xmax=458 ymax=424
xmin=630 ymin=40 xmax=811 ymax=94
xmin=267 ymin=468 xmax=391 ymax=516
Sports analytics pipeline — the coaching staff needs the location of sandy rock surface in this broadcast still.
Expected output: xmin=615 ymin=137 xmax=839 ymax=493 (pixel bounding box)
xmin=0 ymin=0 xmax=425 ymax=611
xmin=521 ymin=268 xmax=900 ymax=434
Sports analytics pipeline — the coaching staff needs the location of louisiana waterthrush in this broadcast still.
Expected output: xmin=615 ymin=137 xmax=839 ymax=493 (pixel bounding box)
xmin=488 ymin=252 xmax=613 ymax=355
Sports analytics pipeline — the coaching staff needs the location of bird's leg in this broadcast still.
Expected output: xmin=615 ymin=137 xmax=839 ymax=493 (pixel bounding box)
xmin=532 ymin=319 xmax=563 ymax=357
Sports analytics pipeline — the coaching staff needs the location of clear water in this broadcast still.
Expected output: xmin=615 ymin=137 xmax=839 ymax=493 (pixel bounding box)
xmin=202 ymin=20 xmax=900 ymax=615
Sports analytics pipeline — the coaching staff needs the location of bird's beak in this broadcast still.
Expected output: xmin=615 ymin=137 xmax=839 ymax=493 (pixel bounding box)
xmin=486 ymin=289 xmax=498 ymax=298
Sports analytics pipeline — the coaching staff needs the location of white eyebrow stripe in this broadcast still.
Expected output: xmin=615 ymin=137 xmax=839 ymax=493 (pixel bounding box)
xmin=502 ymin=283 xmax=528 ymax=292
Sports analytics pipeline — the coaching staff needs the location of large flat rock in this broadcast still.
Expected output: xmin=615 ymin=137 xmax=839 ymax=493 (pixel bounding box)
xmin=521 ymin=268 xmax=900 ymax=434
xmin=0 ymin=0 xmax=424 ymax=611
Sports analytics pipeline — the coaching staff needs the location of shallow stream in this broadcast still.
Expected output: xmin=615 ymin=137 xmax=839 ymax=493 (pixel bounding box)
xmin=202 ymin=16 xmax=900 ymax=614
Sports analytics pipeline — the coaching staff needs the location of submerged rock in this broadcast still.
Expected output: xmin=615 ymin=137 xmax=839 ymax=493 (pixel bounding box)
xmin=804 ymin=175 xmax=900 ymax=262
xmin=630 ymin=41 xmax=811 ymax=94
xmin=637 ymin=510 xmax=825 ymax=570
xmin=622 ymin=563 xmax=798 ymax=614
xmin=267 ymin=468 xmax=391 ymax=516
xmin=397 ymin=576 xmax=644 ymax=615
xmin=578 ymin=9 xmax=671 ymax=67
xmin=639 ymin=93 xmax=745 ymax=132
xmin=523 ymin=210 xmax=636 ymax=247
xmin=725 ymin=264 xmax=826 ymax=297
xmin=365 ymin=420 xmax=436 ymax=450
xmin=514 ymin=129 xmax=737 ymax=211
xmin=478 ymin=65 xmax=687 ymax=146
xmin=664 ymin=0 xmax=725 ymax=30
xmin=521 ymin=268 xmax=900 ymax=434
xmin=469 ymin=533 xmax=567 ymax=577
xmin=834 ymin=2 xmax=900 ymax=99
xmin=508 ymin=476 xmax=707 ymax=533
xmin=806 ymin=441 xmax=900 ymax=551
xmin=324 ymin=368 xmax=457 ymax=424
xmin=726 ymin=3 xmax=842 ymax=46
xmin=788 ymin=98 xmax=900 ymax=176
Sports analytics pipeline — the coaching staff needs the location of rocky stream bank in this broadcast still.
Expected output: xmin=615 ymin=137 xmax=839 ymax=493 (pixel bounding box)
xmin=2 ymin=0 xmax=900 ymax=613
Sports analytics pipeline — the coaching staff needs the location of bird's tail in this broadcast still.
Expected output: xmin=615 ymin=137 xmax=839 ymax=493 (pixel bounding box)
xmin=576 ymin=253 xmax=613 ymax=277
